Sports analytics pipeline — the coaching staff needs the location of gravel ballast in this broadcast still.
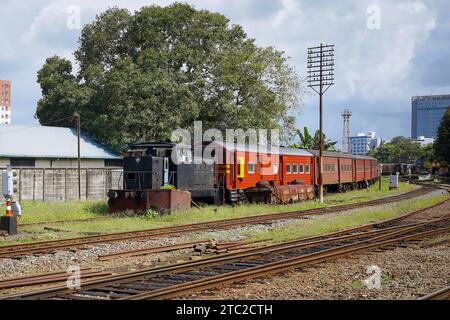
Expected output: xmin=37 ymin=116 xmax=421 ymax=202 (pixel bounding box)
xmin=0 ymin=188 xmax=448 ymax=298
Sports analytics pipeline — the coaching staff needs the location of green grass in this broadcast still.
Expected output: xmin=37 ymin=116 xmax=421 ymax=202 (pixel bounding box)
xmin=247 ymin=193 xmax=449 ymax=244
xmin=1 ymin=177 xmax=425 ymax=245
xmin=20 ymin=177 xmax=413 ymax=225
xmin=18 ymin=201 xmax=109 ymax=224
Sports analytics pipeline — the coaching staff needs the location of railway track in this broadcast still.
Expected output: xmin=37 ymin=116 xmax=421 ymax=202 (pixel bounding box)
xmin=0 ymin=186 xmax=440 ymax=259
xmin=0 ymin=269 xmax=111 ymax=290
xmin=2 ymin=209 xmax=449 ymax=300
xmin=419 ymin=285 xmax=450 ymax=300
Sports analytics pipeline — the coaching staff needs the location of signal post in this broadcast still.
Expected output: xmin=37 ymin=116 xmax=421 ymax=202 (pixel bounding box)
xmin=1 ymin=165 xmax=18 ymax=235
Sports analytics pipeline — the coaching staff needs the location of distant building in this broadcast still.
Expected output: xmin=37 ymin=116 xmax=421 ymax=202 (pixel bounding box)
xmin=411 ymin=94 xmax=450 ymax=139
xmin=412 ymin=136 xmax=434 ymax=147
xmin=0 ymin=125 xmax=122 ymax=168
xmin=0 ymin=80 xmax=11 ymax=124
xmin=349 ymin=132 xmax=381 ymax=155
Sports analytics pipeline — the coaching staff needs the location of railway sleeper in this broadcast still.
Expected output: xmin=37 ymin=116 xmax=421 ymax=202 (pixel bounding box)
xmin=95 ymin=286 xmax=145 ymax=295
xmin=119 ymin=282 xmax=165 ymax=290
xmin=71 ymin=290 xmax=127 ymax=299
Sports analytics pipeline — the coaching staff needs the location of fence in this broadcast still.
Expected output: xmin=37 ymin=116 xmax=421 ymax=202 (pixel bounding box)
xmin=0 ymin=168 xmax=123 ymax=202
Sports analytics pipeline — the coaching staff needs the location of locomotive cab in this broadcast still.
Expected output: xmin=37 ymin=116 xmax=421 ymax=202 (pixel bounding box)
xmin=123 ymin=142 xmax=219 ymax=204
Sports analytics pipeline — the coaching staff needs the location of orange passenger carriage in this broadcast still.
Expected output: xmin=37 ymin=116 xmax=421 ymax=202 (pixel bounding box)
xmin=210 ymin=142 xmax=378 ymax=203
xmin=305 ymin=150 xmax=378 ymax=192
xmin=210 ymin=142 xmax=315 ymax=204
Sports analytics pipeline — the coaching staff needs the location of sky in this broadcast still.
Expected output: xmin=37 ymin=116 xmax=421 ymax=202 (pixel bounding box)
xmin=1 ymin=0 xmax=449 ymax=147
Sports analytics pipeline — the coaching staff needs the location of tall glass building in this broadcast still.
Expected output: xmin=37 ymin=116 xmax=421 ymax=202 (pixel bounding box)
xmin=411 ymin=94 xmax=450 ymax=139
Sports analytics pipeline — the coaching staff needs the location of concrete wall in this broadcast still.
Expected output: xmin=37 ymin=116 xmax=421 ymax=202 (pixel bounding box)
xmin=0 ymin=168 xmax=123 ymax=202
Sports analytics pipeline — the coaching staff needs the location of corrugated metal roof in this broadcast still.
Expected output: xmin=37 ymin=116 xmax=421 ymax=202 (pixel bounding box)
xmin=0 ymin=125 xmax=120 ymax=159
xmin=211 ymin=141 xmax=314 ymax=157
xmin=307 ymin=149 xmax=376 ymax=160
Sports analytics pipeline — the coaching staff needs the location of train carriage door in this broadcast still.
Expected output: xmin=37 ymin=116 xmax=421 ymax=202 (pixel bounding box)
xmin=163 ymin=157 xmax=169 ymax=185
xmin=279 ymin=156 xmax=283 ymax=185
xmin=337 ymin=158 xmax=341 ymax=184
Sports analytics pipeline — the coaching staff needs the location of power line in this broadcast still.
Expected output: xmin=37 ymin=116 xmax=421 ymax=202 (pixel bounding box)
xmin=0 ymin=115 xmax=76 ymax=136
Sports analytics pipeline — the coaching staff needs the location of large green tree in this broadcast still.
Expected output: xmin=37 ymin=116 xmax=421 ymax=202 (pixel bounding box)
xmin=36 ymin=3 xmax=302 ymax=151
xmin=434 ymin=106 xmax=450 ymax=166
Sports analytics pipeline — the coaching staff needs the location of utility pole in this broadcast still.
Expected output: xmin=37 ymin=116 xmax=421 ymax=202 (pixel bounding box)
xmin=379 ymin=138 xmax=383 ymax=191
xmin=75 ymin=113 xmax=81 ymax=200
xmin=341 ymin=109 xmax=352 ymax=153
xmin=307 ymin=43 xmax=335 ymax=203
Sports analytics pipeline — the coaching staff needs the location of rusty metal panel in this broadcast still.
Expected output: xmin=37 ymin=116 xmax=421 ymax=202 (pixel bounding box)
xmin=145 ymin=189 xmax=191 ymax=214
xmin=273 ymin=185 xmax=312 ymax=204
xmin=108 ymin=189 xmax=191 ymax=214
xmin=306 ymin=185 xmax=315 ymax=199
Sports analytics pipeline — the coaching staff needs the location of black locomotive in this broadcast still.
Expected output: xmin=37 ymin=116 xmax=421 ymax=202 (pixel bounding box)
xmin=122 ymin=142 xmax=219 ymax=204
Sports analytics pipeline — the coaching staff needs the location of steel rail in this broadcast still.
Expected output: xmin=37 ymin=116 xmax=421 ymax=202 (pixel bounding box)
xmin=419 ymin=285 xmax=450 ymax=300
xmin=2 ymin=215 xmax=448 ymax=300
xmin=124 ymin=226 xmax=450 ymax=300
xmin=0 ymin=270 xmax=112 ymax=290
xmin=0 ymin=187 xmax=435 ymax=258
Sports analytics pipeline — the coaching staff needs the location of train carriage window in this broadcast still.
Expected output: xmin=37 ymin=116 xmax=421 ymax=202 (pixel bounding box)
xmin=306 ymin=164 xmax=310 ymax=173
xmin=293 ymin=164 xmax=298 ymax=174
xmin=300 ymin=164 xmax=304 ymax=174
xmin=127 ymin=172 xmax=136 ymax=181
xmin=286 ymin=164 xmax=291 ymax=174
xmin=248 ymin=162 xmax=255 ymax=174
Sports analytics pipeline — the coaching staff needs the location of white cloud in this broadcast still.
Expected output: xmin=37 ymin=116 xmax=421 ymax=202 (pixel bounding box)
xmin=0 ymin=0 xmax=448 ymax=141
xmin=272 ymin=0 xmax=301 ymax=27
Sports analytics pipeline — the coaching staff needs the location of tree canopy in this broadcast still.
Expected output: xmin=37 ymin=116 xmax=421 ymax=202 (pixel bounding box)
xmin=35 ymin=3 xmax=302 ymax=151
xmin=368 ymin=136 xmax=424 ymax=163
xmin=434 ymin=106 xmax=450 ymax=166
xmin=290 ymin=127 xmax=337 ymax=151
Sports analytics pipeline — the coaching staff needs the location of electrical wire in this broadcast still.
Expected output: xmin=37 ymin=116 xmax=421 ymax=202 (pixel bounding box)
xmin=0 ymin=115 xmax=76 ymax=135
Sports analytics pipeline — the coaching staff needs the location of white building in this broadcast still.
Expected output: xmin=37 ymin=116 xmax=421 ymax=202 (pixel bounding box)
xmin=0 ymin=80 xmax=11 ymax=124
xmin=0 ymin=106 xmax=11 ymax=124
xmin=0 ymin=125 xmax=122 ymax=168
xmin=349 ymin=132 xmax=381 ymax=155
xmin=412 ymin=136 xmax=434 ymax=147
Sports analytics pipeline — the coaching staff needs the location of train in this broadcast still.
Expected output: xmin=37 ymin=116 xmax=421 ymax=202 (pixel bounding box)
xmin=107 ymin=141 xmax=379 ymax=211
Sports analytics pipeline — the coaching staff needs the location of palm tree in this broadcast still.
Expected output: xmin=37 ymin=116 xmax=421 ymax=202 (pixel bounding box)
xmin=298 ymin=127 xmax=314 ymax=149
xmin=312 ymin=129 xmax=337 ymax=151
xmin=290 ymin=127 xmax=337 ymax=151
